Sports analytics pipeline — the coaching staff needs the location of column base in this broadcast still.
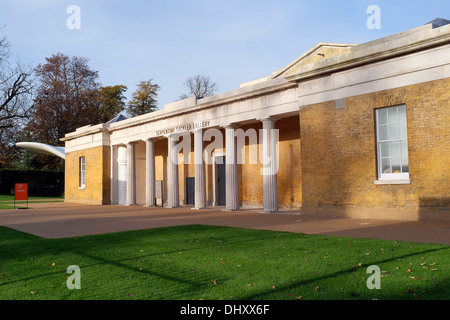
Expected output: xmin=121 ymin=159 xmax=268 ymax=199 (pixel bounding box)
xmin=191 ymin=207 xmax=208 ymax=210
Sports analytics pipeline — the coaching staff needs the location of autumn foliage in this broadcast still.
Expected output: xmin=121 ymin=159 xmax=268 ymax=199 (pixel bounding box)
xmin=28 ymin=53 xmax=101 ymax=146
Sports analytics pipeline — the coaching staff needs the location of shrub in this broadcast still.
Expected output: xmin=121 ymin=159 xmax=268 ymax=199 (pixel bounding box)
xmin=0 ymin=169 xmax=64 ymax=197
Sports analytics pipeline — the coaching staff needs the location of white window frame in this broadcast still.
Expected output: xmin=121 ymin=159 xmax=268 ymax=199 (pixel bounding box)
xmin=375 ymin=105 xmax=410 ymax=184
xmin=79 ymin=156 xmax=86 ymax=189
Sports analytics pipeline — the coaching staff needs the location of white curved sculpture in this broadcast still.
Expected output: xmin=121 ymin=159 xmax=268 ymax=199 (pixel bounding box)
xmin=16 ymin=142 xmax=65 ymax=159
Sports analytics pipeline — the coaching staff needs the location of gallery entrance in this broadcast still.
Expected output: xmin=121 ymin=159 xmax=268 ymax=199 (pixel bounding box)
xmin=217 ymin=156 xmax=226 ymax=206
xmin=185 ymin=177 xmax=195 ymax=205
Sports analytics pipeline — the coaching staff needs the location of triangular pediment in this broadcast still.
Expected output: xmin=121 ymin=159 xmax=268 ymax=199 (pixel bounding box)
xmin=270 ymin=42 xmax=356 ymax=79
xmin=239 ymin=42 xmax=357 ymax=88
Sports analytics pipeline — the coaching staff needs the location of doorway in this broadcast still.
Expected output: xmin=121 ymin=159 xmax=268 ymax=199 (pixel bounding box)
xmin=185 ymin=177 xmax=195 ymax=205
xmin=216 ymin=156 xmax=226 ymax=206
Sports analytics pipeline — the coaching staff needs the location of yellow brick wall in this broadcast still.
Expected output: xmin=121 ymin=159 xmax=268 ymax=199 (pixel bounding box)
xmin=238 ymin=116 xmax=302 ymax=209
xmin=299 ymin=78 xmax=450 ymax=218
xmin=65 ymin=146 xmax=110 ymax=205
xmin=238 ymin=122 xmax=263 ymax=207
xmin=277 ymin=117 xmax=303 ymax=208
xmin=154 ymin=139 xmax=168 ymax=206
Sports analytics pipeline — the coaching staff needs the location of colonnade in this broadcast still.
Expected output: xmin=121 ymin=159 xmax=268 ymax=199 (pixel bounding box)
xmin=111 ymin=118 xmax=279 ymax=213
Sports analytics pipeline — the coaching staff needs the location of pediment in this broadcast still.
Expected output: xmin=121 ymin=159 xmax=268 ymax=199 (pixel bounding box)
xmin=270 ymin=42 xmax=356 ymax=79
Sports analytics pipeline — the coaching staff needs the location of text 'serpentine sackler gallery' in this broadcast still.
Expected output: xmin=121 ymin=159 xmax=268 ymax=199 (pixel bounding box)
xmin=61 ymin=20 xmax=450 ymax=222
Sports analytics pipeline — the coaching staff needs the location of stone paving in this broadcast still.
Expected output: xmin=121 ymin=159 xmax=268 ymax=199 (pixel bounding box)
xmin=0 ymin=202 xmax=449 ymax=245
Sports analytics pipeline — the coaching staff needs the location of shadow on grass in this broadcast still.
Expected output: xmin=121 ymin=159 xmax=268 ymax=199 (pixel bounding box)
xmin=238 ymin=247 xmax=449 ymax=300
xmin=0 ymin=225 xmax=262 ymax=298
xmin=0 ymin=225 xmax=448 ymax=300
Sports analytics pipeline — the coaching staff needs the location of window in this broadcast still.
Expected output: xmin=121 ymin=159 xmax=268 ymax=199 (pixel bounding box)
xmin=375 ymin=105 xmax=410 ymax=182
xmin=79 ymin=156 xmax=85 ymax=189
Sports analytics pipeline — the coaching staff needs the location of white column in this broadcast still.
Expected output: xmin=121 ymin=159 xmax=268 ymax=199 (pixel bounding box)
xmin=117 ymin=146 xmax=127 ymax=205
xmin=110 ymin=145 xmax=118 ymax=204
xmin=194 ymin=128 xmax=207 ymax=209
xmin=225 ymin=125 xmax=239 ymax=211
xmin=167 ymin=134 xmax=179 ymax=208
xmin=145 ymin=139 xmax=156 ymax=207
xmin=125 ymin=142 xmax=136 ymax=206
xmin=261 ymin=118 xmax=278 ymax=213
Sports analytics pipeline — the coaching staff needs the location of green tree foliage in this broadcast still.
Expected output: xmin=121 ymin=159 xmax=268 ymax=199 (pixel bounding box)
xmin=127 ymin=79 xmax=160 ymax=117
xmin=97 ymin=85 xmax=127 ymax=123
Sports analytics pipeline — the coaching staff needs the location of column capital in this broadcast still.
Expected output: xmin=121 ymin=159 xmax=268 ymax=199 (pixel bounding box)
xmin=224 ymin=123 xmax=238 ymax=130
xmin=259 ymin=116 xmax=276 ymax=123
xmin=164 ymin=133 xmax=183 ymax=141
xmin=164 ymin=133 xmax=174 ymax=141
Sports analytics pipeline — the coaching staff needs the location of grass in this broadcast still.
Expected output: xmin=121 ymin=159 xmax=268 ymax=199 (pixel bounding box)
xmin=0 ymin=224 xmax=448 ymax=300
xmin=0 ymin=194 xmax=64 ymax=201
xmin=0 ymin=194 xmax=63 ymax=209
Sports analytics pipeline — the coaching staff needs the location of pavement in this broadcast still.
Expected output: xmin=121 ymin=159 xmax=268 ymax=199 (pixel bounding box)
xmin=0 ymin=202 xmax=449 ymax=245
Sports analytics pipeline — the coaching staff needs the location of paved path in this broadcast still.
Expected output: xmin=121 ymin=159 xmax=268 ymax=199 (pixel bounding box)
xmin=0 ymin=202 xmax=449 ymax=245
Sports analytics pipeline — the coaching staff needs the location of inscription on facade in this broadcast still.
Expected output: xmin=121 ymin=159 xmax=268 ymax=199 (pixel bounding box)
xmin=156 ymin=121 xmax=210 ymax=136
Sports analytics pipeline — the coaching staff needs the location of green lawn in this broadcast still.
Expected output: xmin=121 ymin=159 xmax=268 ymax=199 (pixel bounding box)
xmin=0 ymin=194 xmax=63 ymax=209
xmin=0 ymin=195 xmax=64 ymax=201
xmin=0 ymin=225 xmax=448 ymax=300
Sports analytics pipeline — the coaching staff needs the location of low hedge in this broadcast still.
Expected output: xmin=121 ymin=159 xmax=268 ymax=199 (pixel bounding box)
xmin=0 ymin=169 xmax=64 ymax=197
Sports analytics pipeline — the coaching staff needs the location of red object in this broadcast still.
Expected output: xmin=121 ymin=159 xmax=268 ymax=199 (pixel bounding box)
xmin=15 ymin=183 xmax=28 ymax=201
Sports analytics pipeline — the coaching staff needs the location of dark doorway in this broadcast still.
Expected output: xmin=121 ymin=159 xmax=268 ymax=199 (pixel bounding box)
xmin=186 ymin=177 xmax=195 ymax=205
xmin=217 ymin=156 xmax=226 ymax=206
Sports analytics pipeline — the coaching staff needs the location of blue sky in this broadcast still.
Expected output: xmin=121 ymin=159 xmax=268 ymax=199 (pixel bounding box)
xmin=1 ymin=0 xmax=449 ymax=110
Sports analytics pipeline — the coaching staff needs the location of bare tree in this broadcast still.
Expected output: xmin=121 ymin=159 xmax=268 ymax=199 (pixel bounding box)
xmin=0 ymin=34 xmax=10 ymax=63
xmin=0 ymin=35 xmax=33 ymax=131
xmin=0 ymin=33 xmax=34 ymax=168
xmin=182 ymin=74 xmax=218 ymax=99
xmin=0 ymin=68 xmax=33 ymax=129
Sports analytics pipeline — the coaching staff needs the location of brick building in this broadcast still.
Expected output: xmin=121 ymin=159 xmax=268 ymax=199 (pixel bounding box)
xmin=61 ymin=19 xmax=450 ymax=221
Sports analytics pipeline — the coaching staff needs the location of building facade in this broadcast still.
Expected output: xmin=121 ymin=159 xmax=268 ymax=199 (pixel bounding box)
xmin=62 ymin=20 xmax=450 ymax=221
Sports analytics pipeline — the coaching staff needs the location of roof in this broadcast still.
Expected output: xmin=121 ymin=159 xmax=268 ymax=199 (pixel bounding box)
xmin=427 ymin=17 xmax=450 ymax=28
xmin=60 ymin=18 xmax=450 ymax=141
xmin=106 ymin=113 xmax=128 ymax=124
